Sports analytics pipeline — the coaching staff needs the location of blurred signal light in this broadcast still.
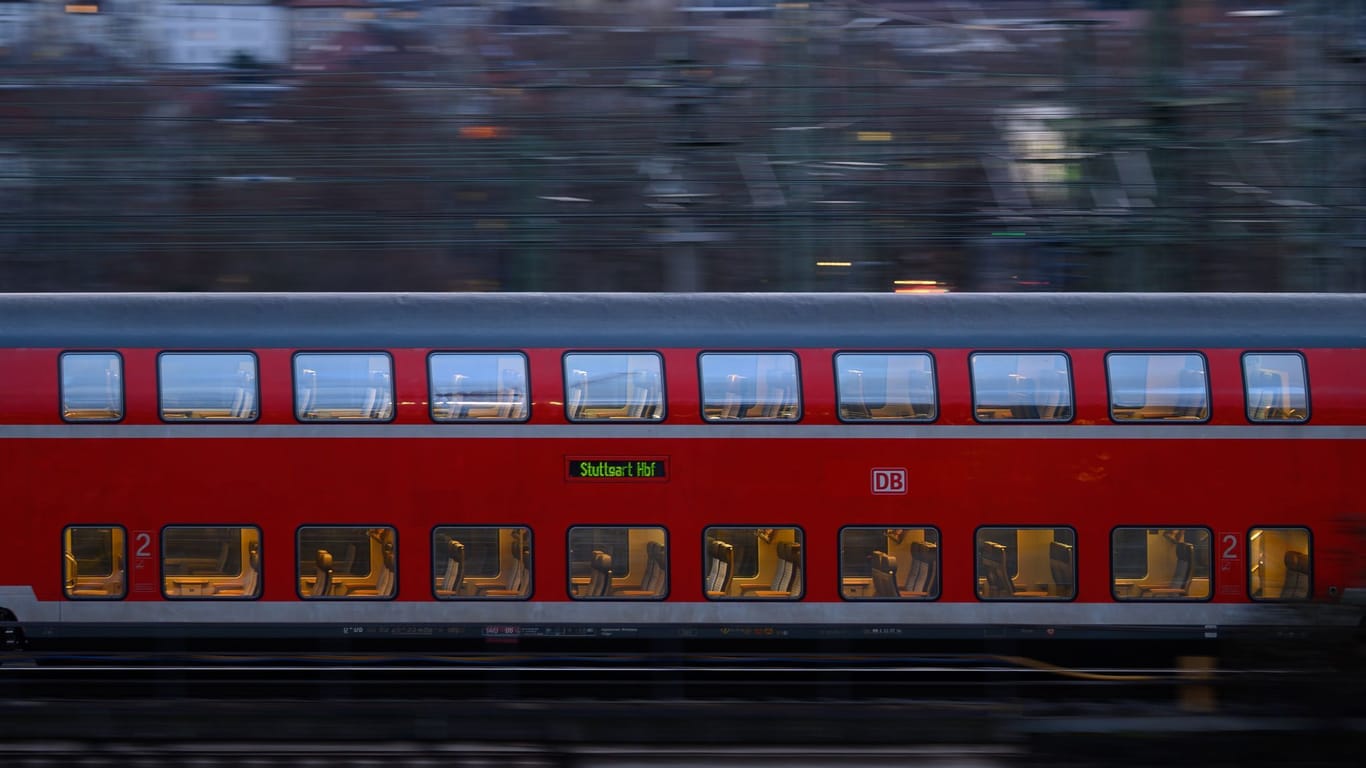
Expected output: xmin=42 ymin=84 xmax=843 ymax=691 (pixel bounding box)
xmin=894 ymin=280 xmax=949 ymax=294
xmin=65 ymin=4 xmax=99 ymax=12
xmin=460 ymin=126 xmax=504 ymax=139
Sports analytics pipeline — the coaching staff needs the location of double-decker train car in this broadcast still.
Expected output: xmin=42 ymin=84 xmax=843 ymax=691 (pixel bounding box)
xmin=1 ymin=292 xmax=1363 ymax=654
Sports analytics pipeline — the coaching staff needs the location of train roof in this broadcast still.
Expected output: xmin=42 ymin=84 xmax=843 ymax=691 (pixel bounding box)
xmin=2 ymin=292 xmax=1363 ymax=349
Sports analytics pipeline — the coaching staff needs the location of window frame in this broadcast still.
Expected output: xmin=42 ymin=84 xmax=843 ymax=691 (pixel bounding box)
xmin=565 ymin=525 xmax=670 ymax=600
xmin=1247 ymin=526 xmax=1313 ymax=602
xmin=1241 ymin=351 xmax=1310 ymax=423
xmin=702 ymin=525 xmax=805 ymax=600
xmin=59 ymin=351 xmax=125 ymax=423
xmin=157 ymin=351 xmax=261 ymax=423
xmin=430 ymin=525 xmax=533 ymax=600
xmin=428 ymin=352 xmax=531 ymax=423
xmin=61 ymin=524 xmax=127 ymax=601
xmin=295 ymin=525 xmax=398 ymax=600
xmin=159 ymin=524 xmax=263 ymax=600
xmin=698 ymin=352 xmax=802 ymax=423
xmin=968 ymin=351 xmax=1075 ymax=423
xmin=833 ymin=352 xmax=938 ymax=423
xmin=838 ymin=526 xmax=941 ymax=601
xmin=292 ymin=351 xmax=396 ymax=423
xmin=562 ymin=351 xmax=666 ymax=423
xmin=1109 ymin=526 xmax=1214 ymax=602
xmin=1105 ymin=351 xmax=1211 ymax=423
xmin=974 ymin=526 xmax=1077 ymax=601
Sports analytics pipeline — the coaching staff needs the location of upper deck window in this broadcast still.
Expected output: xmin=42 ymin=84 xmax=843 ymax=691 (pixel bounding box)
xmin=970 ymin=353 xmax=1073 ymax=421
xmin=564 ymin=353 xmax=664 ymax=422
xmin=700 ymin=353 xmax=800 ymax=421
xmin=60 ymin=352 xmax=123 ymax=422
xmin=1243 ymin=353 xmax=1309 ymax=422
xmin=294 ymin=353 xmax=394 ymax=422
xmin=159 ymin=353 xmax=259 ymax=422
xmin=835 ymin=353 xmax=936 ymax=422
xmin=430 ymin=353 xmax=528 ymax=422
xmin=1107 ymin=353 xmax=1209 ymax=421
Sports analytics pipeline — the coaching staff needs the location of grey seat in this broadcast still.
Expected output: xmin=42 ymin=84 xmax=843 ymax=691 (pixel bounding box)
xmin=901 ymin=541 xmax=938 ymax=598
xmin=1281 ymin=550 xmax=1310 ymax=600
xmin=585 ymin=551 xmax=613 ymax=597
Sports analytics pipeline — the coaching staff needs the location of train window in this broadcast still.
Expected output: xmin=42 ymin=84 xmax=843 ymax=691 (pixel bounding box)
xmin=567 ymin=526 xmax=668 ymax=599
xmin=564 ymin=353 xmax=665 ymax=422
xmin=975 ymin=527 xmax=1075 ymax=600
xmin=429 ymin=353 xmax=528 ymax=422
xmin=62 ymin=526 xmax=126 ymax=600
xmin=432 ymin=526 xmax=531 ymax=599
xmin=1111 ymin=528 xmax=1212 ymax=600
xmin=839 ymin=527 xmax=940 ymax=600
xmin=158 ymin=353 xmax=259 ymax=421
xmin=699 ymin=353 xmax=800 ymax=421
xmin=60 ymin=352 xmax=123 ymax=422
xmin=161 ymin=526 xmax=261 ymax=599
xmin=1106 ymin=353 xmax=1209 ymax=421
xmin=1243 ymin=353 xmax=1309 ymax=422
xmin=835 ymin=353 xmax=936 ymax=421
xmin=297 ymin=526 xmax=396 ymax=599
xmin=294 ymin=353 xmax=394 ymax=422
xmin=1249 ymin=527 xmax=1311 ymax=601
xmin=703 ymin=526 xmax=803 ymax=599
xmin=970 ymin=353 xmax=1072 ymax=422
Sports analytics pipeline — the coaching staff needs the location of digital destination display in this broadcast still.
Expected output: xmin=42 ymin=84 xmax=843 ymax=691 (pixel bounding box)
xmin=567 ymin=458 xmax=668 ymax=481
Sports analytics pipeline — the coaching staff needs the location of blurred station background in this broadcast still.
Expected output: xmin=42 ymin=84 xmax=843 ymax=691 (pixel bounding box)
xmin=0 ymin=0 xmax=1363 ymax=293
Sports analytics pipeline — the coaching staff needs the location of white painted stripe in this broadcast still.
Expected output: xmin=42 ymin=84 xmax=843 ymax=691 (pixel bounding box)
xmin=1 ymin=424 xmax=1363 ymax=440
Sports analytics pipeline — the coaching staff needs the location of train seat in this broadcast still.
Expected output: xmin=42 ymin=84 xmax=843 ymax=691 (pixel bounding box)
xmin=211 ymin=542 xmax=260 ymax=597
xmin=901 ymin=541 xmax=938 ymax=598
xmin=1139 ymin=541 xmax=1195 ymax=598
xmin=706 ymin=540 xmax=734 ymax=597
xmin=870 ymin=551 xmax=899 ymax=598
xmin=1049 ymin=541 xmax=1074 ymax=598
xmin=745 ymin=541 xmax=801 ymax=598
xmin=615 ymin=540 xmax=667 ymax=597
xmin=479 ymin=534 xmax=531 ymax=597
xmin=311 ymin=550 xmax=334 ymax=597
xmin=438 ymin=540 xmax=465 ymax=597
xmin=979 ymin=541 xmax=1048 ymax=598
xmin=585 ymin=551 xmax=613 ymax=597
xmin=345 ymin=541 xmax=396 ymax=597
xmin=1281 ymin=550 xmax=1310 ymax=600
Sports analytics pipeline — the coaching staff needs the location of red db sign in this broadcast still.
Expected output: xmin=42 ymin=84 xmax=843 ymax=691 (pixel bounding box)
xmin=872 ymin=468 xmax=907 ymax=495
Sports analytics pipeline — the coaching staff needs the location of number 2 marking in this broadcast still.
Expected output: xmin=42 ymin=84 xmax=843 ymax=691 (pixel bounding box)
xmin=1221 ymin=534 xmax=1238 ymax=559
xmin=134 ymin=532 xmax=152 ymax=559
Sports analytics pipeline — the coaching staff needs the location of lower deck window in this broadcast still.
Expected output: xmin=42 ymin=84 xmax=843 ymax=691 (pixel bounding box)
xmin=976 ymin=527 xmax=1075 ymax=599
xmin=1111 ymin=527 xmax=1212 ymax=600
xmin=432 ymin=526 xmax=531 ymax=599
xmin=840 ymin=527 xmax=940 ymax=600
xmin=162 ymin=526 xmax=262 ymax=599
xmin=704 ymin=526 xmax=803 ymax=599
xmin=1249 ymin=527 xmax=1311 ymax=600
xmin=63 ymin=526 xmax=126 ymax=599
xmin=298 ymin=526 xmax=396 ymax=599
xmin=567 ymin=526 xmax=668 ymax=599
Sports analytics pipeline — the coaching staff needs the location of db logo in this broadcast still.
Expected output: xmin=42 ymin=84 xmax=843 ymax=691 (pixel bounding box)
xmin=871 ymin=468 xmax=907 ymax=495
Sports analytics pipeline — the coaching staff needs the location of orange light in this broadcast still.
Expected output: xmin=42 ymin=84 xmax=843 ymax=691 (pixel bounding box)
xmin=65 ymin=4 xmax=100 ymax=13
xmin=460 ymin=126 xmax=502 ymax=140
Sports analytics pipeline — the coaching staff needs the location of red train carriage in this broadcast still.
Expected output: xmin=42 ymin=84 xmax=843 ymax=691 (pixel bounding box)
xmin=0 ymin=292 xmax=1363 ymax=652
